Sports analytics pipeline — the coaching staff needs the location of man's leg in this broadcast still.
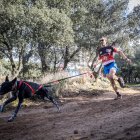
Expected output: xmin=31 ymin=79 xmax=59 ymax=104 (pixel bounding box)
xmin=117 ymin=77 xmax=125 ymax=88
xmin=107 ymin=69 xmax=122 ymax=99
xmin=109 ymin=68 xmax=125 ymax=88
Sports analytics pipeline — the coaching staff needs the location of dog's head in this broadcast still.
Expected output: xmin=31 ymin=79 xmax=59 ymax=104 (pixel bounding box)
xmin=0 ymin=76 xmax=17 ymax=95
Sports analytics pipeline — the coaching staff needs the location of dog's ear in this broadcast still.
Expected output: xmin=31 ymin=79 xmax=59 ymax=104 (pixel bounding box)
xmin=5 ymin=76 xmax=9 ymax=82
xmin=11 ymin=77 xmax=17 ymax=85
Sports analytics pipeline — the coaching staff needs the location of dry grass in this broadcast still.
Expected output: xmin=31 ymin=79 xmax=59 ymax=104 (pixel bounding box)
xmin=37 ymin=71 xmax=112 ymax=97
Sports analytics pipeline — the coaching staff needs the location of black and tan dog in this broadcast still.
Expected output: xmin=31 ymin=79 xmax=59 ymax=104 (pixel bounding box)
xmin=0 ymin=76 xmax=60 ymax=122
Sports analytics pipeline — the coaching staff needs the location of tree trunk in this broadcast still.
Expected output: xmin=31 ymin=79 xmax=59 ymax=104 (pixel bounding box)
xmin=63 ymin=46 xmax=81 ymax=70
xmin=38 ymin=42 xmax=50 ymax=73
xmin=22 ymin=50 xmax=33 ymax=77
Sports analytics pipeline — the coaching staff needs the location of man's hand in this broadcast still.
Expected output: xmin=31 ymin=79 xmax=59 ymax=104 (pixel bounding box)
xmin=93 ymin=64 xmax=97 ymax=68
xmin=126 ymin=58 xmax=131 ymax=64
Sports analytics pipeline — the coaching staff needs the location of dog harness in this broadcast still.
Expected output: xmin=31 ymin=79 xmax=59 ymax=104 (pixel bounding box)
xmin=17 ymin=81 xmax=43 ymax=94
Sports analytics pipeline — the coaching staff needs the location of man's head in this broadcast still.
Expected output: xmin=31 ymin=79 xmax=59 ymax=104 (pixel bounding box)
xmin=99 ymin=37 xmax=107 ymax=47
xmin=0 ymin=76 xmax=17 ymax=95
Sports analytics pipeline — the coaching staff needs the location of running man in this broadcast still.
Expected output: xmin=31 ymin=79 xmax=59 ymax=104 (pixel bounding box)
xmin=94 ymin=37 xmax=131 ymax=100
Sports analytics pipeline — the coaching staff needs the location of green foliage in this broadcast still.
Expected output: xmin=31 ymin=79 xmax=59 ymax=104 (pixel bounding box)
xmin=127 ymin=5 xmax=140 ymax=40
xmin=27 ymin=5 xmax=74 ymax=45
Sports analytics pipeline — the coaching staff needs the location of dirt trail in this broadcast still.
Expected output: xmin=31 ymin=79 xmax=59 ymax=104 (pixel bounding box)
xmin=0 ymin=87 xmax=140 ymax=140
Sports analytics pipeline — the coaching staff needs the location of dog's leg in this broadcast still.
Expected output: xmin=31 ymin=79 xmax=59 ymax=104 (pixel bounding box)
xmin=45 ymin=91 xmax=60 ymax=111
xmin=8 ymin=99 xmax=23 ymax=122
xmin=49 ymin=96 xmax=60 ymax=111
xmin=0 ymin=93 xmax=17 ymax=112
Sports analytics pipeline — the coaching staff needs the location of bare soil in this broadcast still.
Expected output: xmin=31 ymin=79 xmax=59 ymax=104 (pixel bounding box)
xmin=0 ymin=87 xmax=140 ymax=140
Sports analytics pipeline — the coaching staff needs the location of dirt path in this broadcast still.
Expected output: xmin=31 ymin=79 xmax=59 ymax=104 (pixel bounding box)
xmin=0 ymin=87 xmax=140 ymax=140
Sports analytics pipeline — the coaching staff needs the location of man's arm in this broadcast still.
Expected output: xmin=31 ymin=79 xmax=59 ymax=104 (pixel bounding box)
xmin=93 ymin=57 xmax=102 ymax=67
xmin=118 ymin=50 xmax=131 ymax=63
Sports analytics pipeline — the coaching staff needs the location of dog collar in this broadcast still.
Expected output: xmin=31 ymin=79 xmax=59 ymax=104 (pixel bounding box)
xmin=18 ymin=81 xmax=23 ymax=89
xmin=12 ymin=81 xmax=18 ymax=91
